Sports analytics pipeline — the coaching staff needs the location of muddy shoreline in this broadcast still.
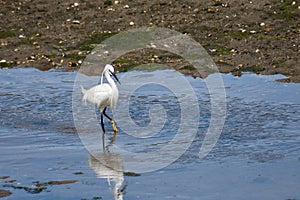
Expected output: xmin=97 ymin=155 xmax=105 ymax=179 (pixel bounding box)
xmin=0 ymin=0 xmax=299 ymax=81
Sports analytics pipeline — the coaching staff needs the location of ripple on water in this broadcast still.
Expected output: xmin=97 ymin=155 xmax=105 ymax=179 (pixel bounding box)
xmin=0 ymin=68 xmax=299 ymax=164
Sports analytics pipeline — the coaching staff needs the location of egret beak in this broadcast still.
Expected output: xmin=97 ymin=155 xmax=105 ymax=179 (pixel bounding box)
xmin=109 ymin=70 xmax=121 ymax=84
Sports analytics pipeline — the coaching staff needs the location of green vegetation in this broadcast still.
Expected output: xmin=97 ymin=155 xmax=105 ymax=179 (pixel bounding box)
xmin=215 ymin=60 xmax=231 ymax=66
xmin=4 ymin=184 xmax=47 ymax=194
xmin=203 ymin=43 xmax=232 ymax=56
xmin=65 ymin=53 xmax=86 ymax=61
xmin=104 ymin=0 xmax=113 ymax=6
xmin=113 ymin=57 xmax=132 ymax=64
xmin=76 ymin=32 xmax=118 ymax=51
xmin=17 ymin=39 xmax=32 ymax=46
xmin=253 ymin=34 xmax=281 ymax=41
xmin=0 ymin=30 xmax=15 ymax=39
xmin=124 ymin=171 xmax=141 ymax=176
xmin=232 ymin=65 xmax=265 ymax=73
xmin=224 ymin=30 xmax=253 ymax=40
xmin=273 ymin=0 xmax=300 ymax=20
xmin=180 ymin=65 xmax=196 ymax=71
xmin=158 ymin=53 xmax=183 ymax=60
xmin=0 ymin=61 xmax=15 ymax=68
xmin=212 ymin=0 xmax=223 ymax=7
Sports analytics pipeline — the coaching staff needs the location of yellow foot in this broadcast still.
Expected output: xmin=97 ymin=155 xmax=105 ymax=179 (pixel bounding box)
xmin=111 ymin=132 xmax=117 ymax=143
xmin=110 ymin=120 xmax=118 ymax=133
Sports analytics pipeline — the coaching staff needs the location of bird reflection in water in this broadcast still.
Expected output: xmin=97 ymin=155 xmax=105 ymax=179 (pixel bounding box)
xmin=88 ymin=152 xmax=126 ymax=200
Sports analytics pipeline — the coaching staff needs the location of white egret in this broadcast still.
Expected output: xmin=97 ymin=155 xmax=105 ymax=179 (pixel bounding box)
xmin=81 ymin=64 xmax=120 ymax=139
xmin=88 ymin=153 xmax=125 ymax=200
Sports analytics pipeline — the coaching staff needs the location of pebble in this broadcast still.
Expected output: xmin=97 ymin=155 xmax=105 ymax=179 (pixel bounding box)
xmin=29 ymin=55 xmax=36 ymax=60
xmin=124 ymin=5 xmax=130 ymax=9
xmin=1 ymin=41 xmax=8 ymax=46
xmin=72 ymin=20 xmax=80 ymax=24
xmin=149 ymin=43 xmax=157 ymax=48
xmin=265 ymin=27 xmax=271 ymax=33
xmin=129 ymin=21 xmax=135 ymax=26
xmin=207 ymin=8 xmax=214 ymax=13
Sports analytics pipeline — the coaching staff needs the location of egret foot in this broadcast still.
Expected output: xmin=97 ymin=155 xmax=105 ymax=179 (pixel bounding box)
xmin=110 ymin=120 xmax=118 ymax=133
xmin=111 ymin=131 xmax=117 ymax=143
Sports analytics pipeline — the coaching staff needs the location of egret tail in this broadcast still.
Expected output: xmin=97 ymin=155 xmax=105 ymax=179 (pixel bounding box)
xmin=80 ymin=85 xmax=87 ymax=103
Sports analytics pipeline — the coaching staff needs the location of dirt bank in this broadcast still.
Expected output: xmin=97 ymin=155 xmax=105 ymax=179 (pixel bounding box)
xmin=0 ymin=0 xmax=299 ymax=81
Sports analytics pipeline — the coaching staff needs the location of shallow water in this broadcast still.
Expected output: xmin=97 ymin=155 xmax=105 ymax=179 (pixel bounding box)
xmin=0 ymin=68 xmax=299 ymax=199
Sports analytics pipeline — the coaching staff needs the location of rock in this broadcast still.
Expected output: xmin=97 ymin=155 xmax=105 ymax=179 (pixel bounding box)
xmin=0 ymin=189 xmax=12 ymax=198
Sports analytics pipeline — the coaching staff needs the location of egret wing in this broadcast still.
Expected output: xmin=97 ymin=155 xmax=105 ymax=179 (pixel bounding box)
xmin=84 ymin=84 xmax=112 ymax=109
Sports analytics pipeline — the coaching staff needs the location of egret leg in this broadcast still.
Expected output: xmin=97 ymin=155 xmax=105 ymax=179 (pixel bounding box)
xmin=100 ymin=113 xmax=105 ymax=133
xmin=100 ymin=113 xmax=105 ymax=151
xmin=103 ymin=107 xmax=119 ymax=134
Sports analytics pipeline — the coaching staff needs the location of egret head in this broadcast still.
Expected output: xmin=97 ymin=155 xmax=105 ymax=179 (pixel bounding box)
xmin=104 ymin=64 xmax=115 ymax=73
xmin=105 ymin=64 xmax=120 ymax=84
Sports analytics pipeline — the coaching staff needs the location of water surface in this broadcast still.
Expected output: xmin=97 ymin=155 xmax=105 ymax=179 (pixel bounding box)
xmin=0 ymin=68 xmax=299 ymax=199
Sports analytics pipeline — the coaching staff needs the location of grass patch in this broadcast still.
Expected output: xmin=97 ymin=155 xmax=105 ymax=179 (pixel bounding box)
xmin=180 ymin=65 xmax=196 ymax=71
xmin=158 ymin=53 xmax=182 ymax=60
xmin=253 ymin=34 xmax=281 ymax=41
xmin=17 ymin=39 xmax=33 ymax=46
xmin=124 ymin=171 xmax=141 ymax=177
xmin=233 ymin=65 xmax=265 ymax=73
xmin=199 ymin=25 xmax=219 ymax=32
xmin=65 ymin=53 xmax=86 ymax=61
xmin=203 ymin=43 xmax=232 ymax=56
xmin=271 ymin=59 xmax=286 ymax=66
xmin=273 ymin=0 xmax=300 ymax=20
xmin=213 ymin=1 xmax=223 ymax=6
xmin=216 ymin=60 xmax=231 ymax=66
xmin=113 ymin=57 xmax=132 ymax=64
xmin=0 ymin=61 xmax=15 ymax=68
xmin=224 ymin=30 xmax=252 ymax=40
xmin=0 ymin=30 xmax=15 ymax=39
xmin=76 ymin=32 xmax=118 ymax=51
xmin=104 ymin=0 xmax=113 ymax=6
xmin=216 ymin=47 xmax=232 ymax=56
